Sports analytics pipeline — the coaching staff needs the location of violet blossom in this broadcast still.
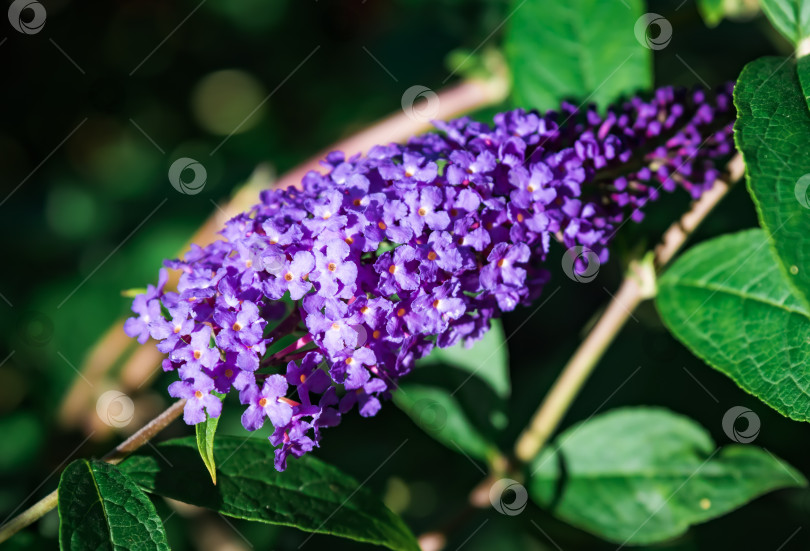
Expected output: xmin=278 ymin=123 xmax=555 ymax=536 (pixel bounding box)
xmin=124 ymin=84 xmax=735 ymax=470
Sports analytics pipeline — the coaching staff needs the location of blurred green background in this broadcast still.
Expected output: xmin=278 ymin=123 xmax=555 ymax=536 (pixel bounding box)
xmin=1 ymin=0 xmax=808 ymax=549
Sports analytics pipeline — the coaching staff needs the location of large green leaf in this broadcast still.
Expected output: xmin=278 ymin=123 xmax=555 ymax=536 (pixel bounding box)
xmin=529 ymin=407 xmax=805 ymax=545
xmin=735 ymin=56 xmax=810 ymax=308
xmin=657 ymin=229 xmax=810 ymax=420
xmin=58 ymin=459 xmax=169 ymax=551
xmin=393 ymin=384 xmax=496 ymax=461
xmin=760 ymin=0 xmax=810 ymax=46
xmin=504 ymin=0 xmax=651 ymax=111
xmin=418 ymin=318 xmax=510 ymax=399
xmin=119 ymin=436 xmax=419 ymax=551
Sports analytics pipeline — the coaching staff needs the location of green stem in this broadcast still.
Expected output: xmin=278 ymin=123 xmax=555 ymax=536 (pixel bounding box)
xmin=0 ymin=399 xmax=187 ymax=544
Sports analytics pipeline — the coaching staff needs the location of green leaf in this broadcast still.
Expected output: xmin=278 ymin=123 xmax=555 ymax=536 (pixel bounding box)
xmin=760 ymin=0 xmax=810 ymax=46
xmin=119 ymin=436 xmax=419 ymax=551
xmin=529 ymin=407 xmax=805 ymax=545
xmin=195 ymin=391 xmax=225 ymax=484
xmin=735 ymin=56 xmax=810 ymax=309
xmin=417 ymin=319 xmax=510 ymax=399
xmin=58 ymin=459 xmax=169 ymax=551
xmin=656 ymin=229 xmax=810 ymax=421
xmin=504 ymin=0 xmax=651 ymax=111
xmin=393 ymin=384 xmax=496 ymax=461
xmin=398 ymin=320 xmax=510 ymax=461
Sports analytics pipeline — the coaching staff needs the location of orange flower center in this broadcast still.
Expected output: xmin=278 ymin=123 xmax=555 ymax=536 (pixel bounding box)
xmin=418 ymin=207 xmax=427 ymax=216
xmin=397 ymin=308 xmax=406 ymax=317
xmin=372 ymin=330 xmax=381 ymax=339
xmin=224 ymin=369 xmax=233 ymax=378
xmin=497 ymin=258 xmax=507 ymax=268
xmin=194 ymin=390 xmax=203 ymax=399
xmin=193 ymin=350 xmax=201 ymax=360
xmin=327 ymin=262 xmax=337 ymax=272
xmin=232 ymin=322 xmax=242 ymax=331
xmin=258 ymin=398 xmax=268 ymax=407
xmin=378 ymin=221 xmax=387 ymax=230
xmin=432 ymin=299 xmax=441 ymax=309
xmin=345 ymin=236 xmax=354 ymax=245
xmin=388 ymin=264 xmax=397 ymax=274
xmin=284 ymin=272 xmax=294 ymax=281
xmin=427 ymin=251 xmax=438 ymax=261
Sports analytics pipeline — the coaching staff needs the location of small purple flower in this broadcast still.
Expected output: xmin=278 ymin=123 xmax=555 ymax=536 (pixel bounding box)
xmin=270 ymin=420 xmax=316 ymax=471
xmin=408 ymin=281 xmax=466 ymax=335
xmin=375 ymin=246 xmax=420 ymax=295
xmin=365 ymin=200 xmax=413 ymax=244
xmin=404 ymin=188 xmax=450 ymax=234
xmin=339 ymin=378 xmax=387 ymax=417
xmin=313 ymin=239 xmax=358 ymax=298
xmin=508 ymin=163 xmax=557 ymax=208
xmin=265 ymin=251 xmax=315 ymax=300
xmin=285 ymin=354 xmax=331 ymax=406
xmin=480 ymin=243 xmax=530 ymax=289
xmin=168 ymin=373 xmax=222 ymax=424
xmin=331 ymin=346 xmax=376 ymax=389
xmin=214 ymin=301 xmax=265 ymax=349
xmin=169 ymin=326 xmax=220 ymax=374
xmin=240 ymin=374 xmax=294 ymax=431
xmin=124 ymin=296 xmax=163 ymax=344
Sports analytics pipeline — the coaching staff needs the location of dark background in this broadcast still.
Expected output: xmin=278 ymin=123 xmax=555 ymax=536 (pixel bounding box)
xmin=0 ymin=0 xmax=806 ymax=549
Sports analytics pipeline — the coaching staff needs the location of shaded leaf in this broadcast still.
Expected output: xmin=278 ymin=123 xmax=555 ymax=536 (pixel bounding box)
xmin=394 ymin=384 xmax=496 ymax=461
xmin=504 ymin=0 xmax=651 ymax=110
xmin=418 ymin=319 xmax=510 ymax=399
xmin=119 ymin=436 xmax=419 ymax=551
xmin=529 ymin=407 xmax=805 ymax=544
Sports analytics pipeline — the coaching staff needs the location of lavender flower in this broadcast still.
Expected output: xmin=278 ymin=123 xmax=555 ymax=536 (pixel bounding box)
xmin=124 ymin=84 xmax=735 ymax=470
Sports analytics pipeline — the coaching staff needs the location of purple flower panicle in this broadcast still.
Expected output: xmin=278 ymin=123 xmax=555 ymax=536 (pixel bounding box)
xmin=125 ymin=85 xmax=734 ymax=470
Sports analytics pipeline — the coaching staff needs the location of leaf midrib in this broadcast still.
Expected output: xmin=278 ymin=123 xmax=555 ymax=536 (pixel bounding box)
xmin=667 ymin=279 xmax=810 ymax=318
xmin=86 ymin=461 xmax=115 ymax=549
